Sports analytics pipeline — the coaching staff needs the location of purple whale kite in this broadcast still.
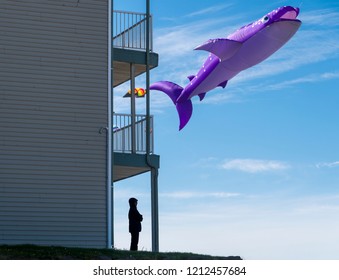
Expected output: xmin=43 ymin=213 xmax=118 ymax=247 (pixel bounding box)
xmin=150 ymin=6 xmax=302 ymax=130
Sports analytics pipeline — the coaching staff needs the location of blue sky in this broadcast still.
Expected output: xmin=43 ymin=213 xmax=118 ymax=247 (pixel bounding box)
xmin=112 ymin=0 xmax=339 ymax=259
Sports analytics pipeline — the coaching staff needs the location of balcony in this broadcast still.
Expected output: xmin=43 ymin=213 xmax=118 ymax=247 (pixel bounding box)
xmin=113 ymin=113 xmax=154 ymax=154
xmin=113 ymin=10 xmax=153 ymax=51
xmin=112 ymin=113 xmax=158 ymax=182
xmin=112 ymin=10 xmax=158 ymax=87
xmin=112 ymin=10 xmax=159 ymax=182
xmin=111 ymin=3 xmax=160 ymax=252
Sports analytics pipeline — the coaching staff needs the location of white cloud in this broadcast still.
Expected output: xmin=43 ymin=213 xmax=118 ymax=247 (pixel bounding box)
xmin=257 ymin=71 xmax=339 ymax=91
xmin=190 ymin=156 xmax=218 ymax=167
xmin=321 ymin=71 xmax=339 ymax=79
xmin=316 ymin=161 xmax=339 ymax=169
xmin=185 ymin=3 xmax=233 ymax=18
xmin=301 ymin=9 xmax=339 ymax=27
xmin=197 ymin=90 xmax=240 ymax=105
xmin=221 ymin=159 xmax=290 ymax=173
xmin=160 ymin=191 xmax=240 ymax=199
xmin=153 ymin=11 xmax=241 ymax=65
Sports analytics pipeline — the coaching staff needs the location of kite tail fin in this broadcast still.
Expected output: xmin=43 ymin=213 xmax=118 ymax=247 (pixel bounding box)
xmin=150 ymin=81 xmax=193 ymax=130
xmin=150 ymin=81 xmax=183 ymax=104
xmin=176 ymin=99 xmax=193 ymax=130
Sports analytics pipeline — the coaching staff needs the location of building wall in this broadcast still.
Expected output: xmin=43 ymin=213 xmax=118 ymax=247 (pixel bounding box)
xmin=0 ymin=0 xmax=108 ymax=247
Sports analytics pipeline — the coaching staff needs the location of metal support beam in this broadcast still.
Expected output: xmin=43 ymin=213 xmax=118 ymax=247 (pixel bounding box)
xmin=145 ymin=0 xmax=159 ymax=253
xmin=151 ymin=168 xmax=159 ymax=252
xmin=107 ymin=0 xmax=114 ymax=249
xmin=130 ymin=63 xmax=136 ymax=154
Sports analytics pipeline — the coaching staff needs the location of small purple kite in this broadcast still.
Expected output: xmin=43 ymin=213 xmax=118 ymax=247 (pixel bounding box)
xmin=150 ymin=6 xmax=302 ymax=130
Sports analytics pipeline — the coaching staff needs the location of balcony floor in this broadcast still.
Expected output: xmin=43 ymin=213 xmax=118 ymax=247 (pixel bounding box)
xmin=113 ymin=48 xmax=159 ymax=87
xmin=113 ymin=152 xmax=160 ymax=182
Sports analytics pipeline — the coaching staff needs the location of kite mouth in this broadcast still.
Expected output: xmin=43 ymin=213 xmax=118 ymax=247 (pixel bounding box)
xmin=279 ymin=7 xmax=300 ymax=20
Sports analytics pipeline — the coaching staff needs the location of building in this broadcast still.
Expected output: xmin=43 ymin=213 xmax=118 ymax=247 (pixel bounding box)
xmin=0 ymin=0 xmax=159 ymax=251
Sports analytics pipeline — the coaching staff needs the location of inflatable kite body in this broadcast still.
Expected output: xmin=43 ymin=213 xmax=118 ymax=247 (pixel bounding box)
xmin=150 ymin=6 xmax=302 ymax=130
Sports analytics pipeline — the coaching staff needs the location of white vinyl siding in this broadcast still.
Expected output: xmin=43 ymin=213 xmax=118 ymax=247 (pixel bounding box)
xmin=0 ymin=0 xmax=108 ymax=247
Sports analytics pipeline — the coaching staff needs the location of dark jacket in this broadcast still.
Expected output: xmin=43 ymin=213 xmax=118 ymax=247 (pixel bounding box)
xmin=128 ymin=205 xmax=143 ymax=233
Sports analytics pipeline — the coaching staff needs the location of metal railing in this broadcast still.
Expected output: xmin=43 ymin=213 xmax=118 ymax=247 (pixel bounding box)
xmin=113 ymin=10 xmax=153 ymax=51
xmin=113 ymin=113 xmax=154 ymax=154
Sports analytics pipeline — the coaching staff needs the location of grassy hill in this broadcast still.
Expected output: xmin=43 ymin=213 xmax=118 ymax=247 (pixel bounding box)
xmin=0 ymin=244 xmax=241 ymax=260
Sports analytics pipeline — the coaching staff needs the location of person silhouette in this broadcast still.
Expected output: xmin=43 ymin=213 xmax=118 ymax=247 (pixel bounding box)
xmin=128 ymin=197 xmax=143 ymax=251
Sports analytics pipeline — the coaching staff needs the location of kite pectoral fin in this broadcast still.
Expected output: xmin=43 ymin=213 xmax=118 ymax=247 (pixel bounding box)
xmin=218 ymin=80 xmax=228 ymax=88
xmin=194 ymin=38 xmax=242 ymax=61
xmin=198 ymin=92 xmax=206 ymax=101
xmin=176 ymin=99 xmax=193 ymax=131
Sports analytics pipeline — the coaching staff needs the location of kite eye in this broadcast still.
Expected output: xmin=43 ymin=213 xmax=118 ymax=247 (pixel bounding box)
xmin=262 ymin=16 xmax=270 ymax=23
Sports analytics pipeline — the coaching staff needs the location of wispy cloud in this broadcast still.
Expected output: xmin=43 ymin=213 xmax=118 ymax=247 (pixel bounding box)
xmin=257 ymin=71 xmax=339 ymax=91
xmin=301 ymin=8 xmax=339 ymax=27
xmin=160 ymin=191 xmax=240 ymax=199
xmin=153 ymin=17 xmax=237 ymax=62
xmin=316 ymin=161 xmax=339 ymax=169
xmin=221 ymin=159 xmax=290 ymax=173
xmin=197 ymin=90 xmax=241 ymax=105
xmin=190 ymin=156 xmax=218 ymax=168
xmin=185 ymin=3 xmax=233 ymax=18
xmin=158 ymin=3 xmax=234 ymax=23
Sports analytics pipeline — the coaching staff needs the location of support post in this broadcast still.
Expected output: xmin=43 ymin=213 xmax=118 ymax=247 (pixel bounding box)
xmin=130 ymin=63 xmax=136 ymax=154
xmin=107 ymin=0 xmax=114 ymax=249
xmin=151 ymin=168 xmax=159 ymax=252
xmin=145 ymin=0 xmax=159 ymax=252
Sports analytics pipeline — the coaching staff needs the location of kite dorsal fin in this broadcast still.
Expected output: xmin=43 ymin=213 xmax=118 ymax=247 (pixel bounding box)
xmin=187 ymin=75 xmax=195 ymax=81
xmin=194 ymin=38 xmax=242 ymax=61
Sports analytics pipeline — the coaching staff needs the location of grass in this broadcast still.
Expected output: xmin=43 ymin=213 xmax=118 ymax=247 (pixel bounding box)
xmin=0 ymin=244 xmax=242 ymax=260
